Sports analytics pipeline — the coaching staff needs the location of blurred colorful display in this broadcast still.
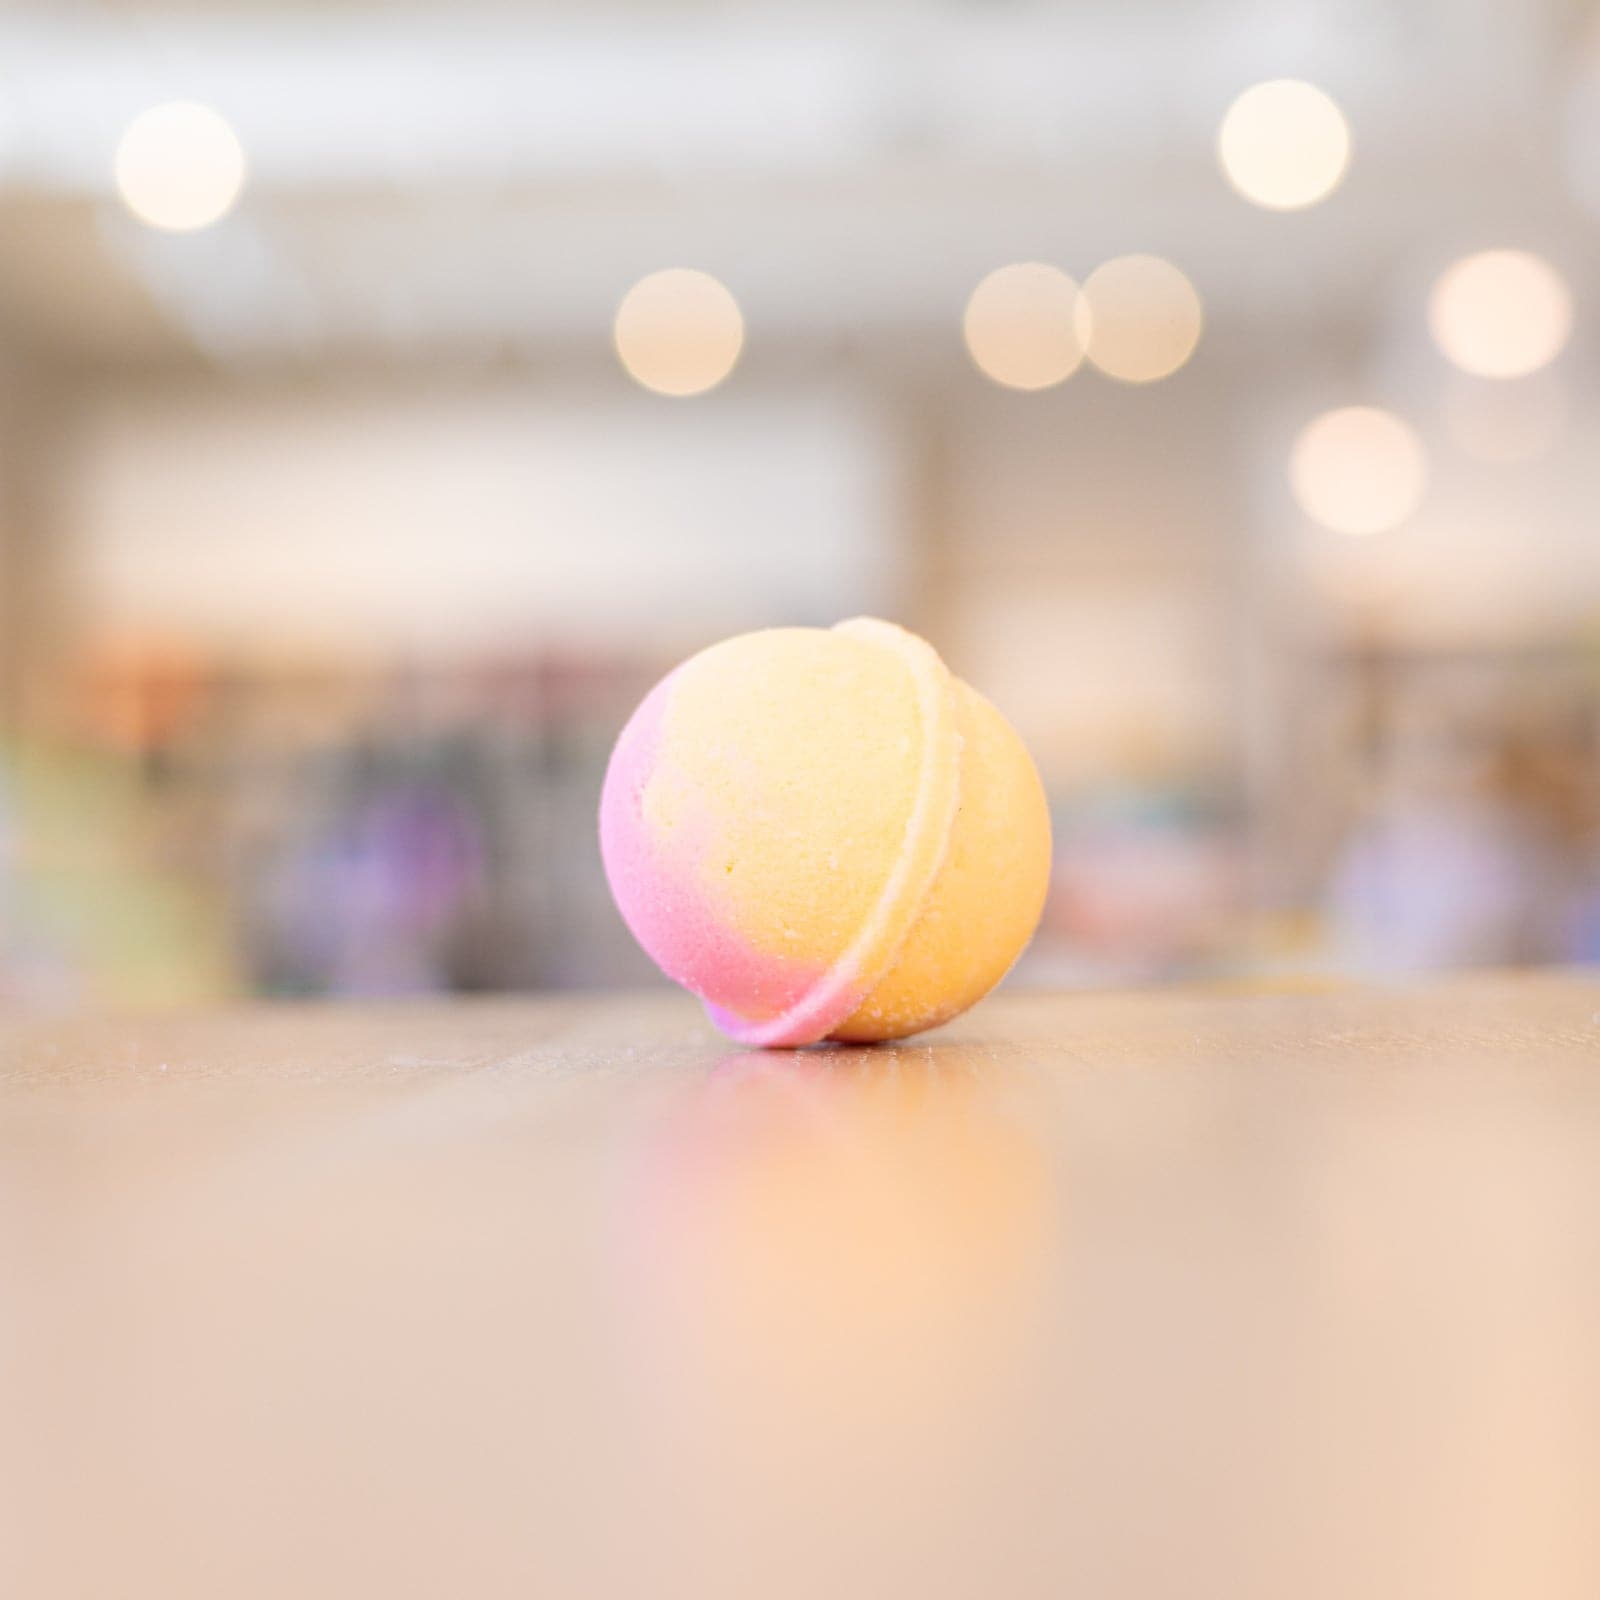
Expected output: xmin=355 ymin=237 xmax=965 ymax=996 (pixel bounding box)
xmin=2 ymin=629 xmax=1596 ymax=1008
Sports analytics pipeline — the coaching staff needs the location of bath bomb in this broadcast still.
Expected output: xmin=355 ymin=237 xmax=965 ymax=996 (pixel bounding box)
xmin=599 ymin=618 xmax=1051 ymax=1046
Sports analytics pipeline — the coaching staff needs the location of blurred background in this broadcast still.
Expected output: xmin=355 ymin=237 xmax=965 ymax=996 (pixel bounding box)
xmin=0 ymin=0 xmax=1598 ymax=1008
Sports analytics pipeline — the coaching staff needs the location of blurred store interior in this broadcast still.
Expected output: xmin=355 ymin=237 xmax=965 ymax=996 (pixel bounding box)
xmin=0 ymin=0 xmax=1598 ymax=1006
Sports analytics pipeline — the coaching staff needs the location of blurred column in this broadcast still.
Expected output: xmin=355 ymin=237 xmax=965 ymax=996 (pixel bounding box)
xmin=0 ymin=364 xmax=74 ymax=733
xmin=898 ymin=376 xmax=957 ymax=646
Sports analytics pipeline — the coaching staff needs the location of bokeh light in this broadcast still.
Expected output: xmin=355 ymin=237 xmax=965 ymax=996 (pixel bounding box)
xmin=1427 ymin=250 xmax=1573 ymax=379
xmin=1075 ymin=255 xmax=1203 ymax=383
xmin=1289 ymin=406 xmax=1428 ymax=535
xmin=114 ymin=102 xmax=247 ymax=233
xmin=613 ymin=269 xmax=745 ymax=397
xmin=962 ymin=263 xmax=1084 ymax=390
xmin=1218 ymin=80 xmax=1351 ymax=210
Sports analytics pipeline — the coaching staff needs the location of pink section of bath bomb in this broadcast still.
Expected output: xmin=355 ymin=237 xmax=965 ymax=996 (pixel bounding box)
xmin=598 ymin=672 xmax=821 ymax=1027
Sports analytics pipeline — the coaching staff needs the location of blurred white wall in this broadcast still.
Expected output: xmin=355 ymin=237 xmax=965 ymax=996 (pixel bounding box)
xmin=65 ymin=379 xmax=905 ymax=655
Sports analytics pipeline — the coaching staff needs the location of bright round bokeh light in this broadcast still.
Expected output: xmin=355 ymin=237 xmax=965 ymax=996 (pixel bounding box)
xmin=1289 ymin=406 xmax=1428 ymax=536
xmin=1218 ymin=80 xmax=1351 ymax=210
xmin=1075 ymin=255 xmax=1203 ymax=383
xmin=962 ymin=263 xmax=1085 ymax=390
xmin=114 ymin=101 xmax=247 ymax=232
xmin=614 ymin=269 xmax=744 ymax=397
xmin=1427 ymin=250 xmax=1573 ymax=379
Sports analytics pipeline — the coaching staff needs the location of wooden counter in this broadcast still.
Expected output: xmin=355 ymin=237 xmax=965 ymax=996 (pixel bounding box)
xmin=4 ymin=972 xmax=1599 ymax=1598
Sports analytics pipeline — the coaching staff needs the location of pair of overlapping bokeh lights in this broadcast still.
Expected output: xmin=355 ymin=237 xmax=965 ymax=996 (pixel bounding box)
xmin=115 ymin=83 xmax=1574 ymax=538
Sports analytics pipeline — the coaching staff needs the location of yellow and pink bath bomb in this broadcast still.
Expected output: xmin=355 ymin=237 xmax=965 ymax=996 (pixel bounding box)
xmin=599 ymin=618 xmax=1051 ymax=1046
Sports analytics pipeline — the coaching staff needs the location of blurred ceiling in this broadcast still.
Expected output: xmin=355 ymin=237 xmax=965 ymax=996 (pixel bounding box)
xmin=0 ymin=0 xmax=1593 ymax=366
